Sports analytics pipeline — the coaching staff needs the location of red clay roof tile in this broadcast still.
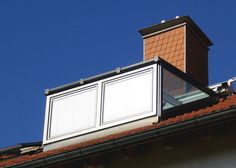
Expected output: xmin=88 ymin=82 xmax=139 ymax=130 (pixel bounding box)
xmin=1 ymin=94 xmax=236 ymax=167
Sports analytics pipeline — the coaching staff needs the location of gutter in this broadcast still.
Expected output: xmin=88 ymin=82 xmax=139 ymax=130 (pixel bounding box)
xmin=10 ymin=106 xmax=236 ymax=168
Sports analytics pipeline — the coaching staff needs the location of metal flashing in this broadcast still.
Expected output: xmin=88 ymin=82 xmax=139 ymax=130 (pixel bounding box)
xmin=45 ymin=58 xmax=159 ymax=96
xmin=139 ymin=15 xmax=213 ymax=46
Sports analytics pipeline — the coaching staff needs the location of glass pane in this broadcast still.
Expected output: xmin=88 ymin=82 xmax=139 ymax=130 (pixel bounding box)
xmin=162 ymin=68 xmax=209 ymax=110
xmin=50 ymin=86 xmax=97 ymax=138
xmin=102 ymin=69 xmax=153 ymax=124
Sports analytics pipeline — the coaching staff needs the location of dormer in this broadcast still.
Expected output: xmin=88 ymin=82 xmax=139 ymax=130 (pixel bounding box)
xmin=42 ymin=16 xmax=216 ymax=151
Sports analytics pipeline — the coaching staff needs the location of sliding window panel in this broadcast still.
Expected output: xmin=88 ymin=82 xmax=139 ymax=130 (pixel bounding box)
xmin=102 ymin=66 xmax=156 ymax=125
xmin=49 ymin=85 xmax=98 ymax=139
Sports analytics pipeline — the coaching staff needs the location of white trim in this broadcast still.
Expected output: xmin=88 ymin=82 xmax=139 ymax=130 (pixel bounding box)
xmin=157 ymin=64 xmax=162 ymax=117
xmin=43 ymin=96 xmax=50 ymax=145
xmin=100 ymin=67 xmax=156 ymax=127
xmin=96 ymin=83 xmax=102 ymax=127
xmin=43 ymin=64 xmax=158 ymax=145
xmin=44 ymin=83 xmax=100 ymax=144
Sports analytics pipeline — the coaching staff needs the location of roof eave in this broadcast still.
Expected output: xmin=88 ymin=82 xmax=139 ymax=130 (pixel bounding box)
xmin=10 ymin=106 xmax=236 ymax=168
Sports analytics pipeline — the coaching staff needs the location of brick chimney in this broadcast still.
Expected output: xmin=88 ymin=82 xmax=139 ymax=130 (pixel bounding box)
xmin=139 ymin=16 xmax=212 ymax=85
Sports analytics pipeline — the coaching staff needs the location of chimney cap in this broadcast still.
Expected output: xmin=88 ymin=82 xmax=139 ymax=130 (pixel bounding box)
xmin=139 ymin=15 xmax=213 ymax=46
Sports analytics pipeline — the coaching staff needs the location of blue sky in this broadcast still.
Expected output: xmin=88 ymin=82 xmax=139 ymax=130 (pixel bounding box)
xmin=0 ymin=0 xmax=235 ymax=148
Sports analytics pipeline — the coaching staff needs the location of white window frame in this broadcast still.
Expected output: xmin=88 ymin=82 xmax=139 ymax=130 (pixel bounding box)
xmin=43 ymin=64 xmax=158 ymax=145
xmin=43 ymin=83 xmax=101 ymax=144
xmin=100 ymin=67 xmax=156 ymax=127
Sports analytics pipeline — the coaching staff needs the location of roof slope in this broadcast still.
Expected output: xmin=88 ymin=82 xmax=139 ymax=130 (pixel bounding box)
xmin=1 ymin=94 xmax=236 ymax=167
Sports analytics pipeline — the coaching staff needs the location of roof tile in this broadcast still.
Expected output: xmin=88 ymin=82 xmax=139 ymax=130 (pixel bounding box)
xmin=1 ymin=95 xmax=236 ymax=167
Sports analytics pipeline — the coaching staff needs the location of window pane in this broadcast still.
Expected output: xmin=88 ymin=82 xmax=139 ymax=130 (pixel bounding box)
xmin=49 ymin=86 xmax=97 ymax=138
xmin=162 ymin=68 xmax=209 ymax=110
xmin=102 ymin=69 xmax=153 ymax=124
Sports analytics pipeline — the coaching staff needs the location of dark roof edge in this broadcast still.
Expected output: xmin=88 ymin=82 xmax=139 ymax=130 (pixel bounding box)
xmin=45 ymin=57 xmax=160 ymax=96
xmin=11 ymin=106 xmax=236 ymax=168
xmin=138 ymin=15 xmax=213 ymax=46
xmin=45 ymin=56 xmax=215 ymax=96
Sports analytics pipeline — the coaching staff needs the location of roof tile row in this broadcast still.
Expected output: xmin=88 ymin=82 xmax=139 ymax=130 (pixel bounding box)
xmin=1 ymin=94 xmax=236 ymax=167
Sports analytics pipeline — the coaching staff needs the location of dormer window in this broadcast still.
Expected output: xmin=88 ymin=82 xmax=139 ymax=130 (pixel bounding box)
xmin=43 ymin=58 xmax=215 ymax=145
